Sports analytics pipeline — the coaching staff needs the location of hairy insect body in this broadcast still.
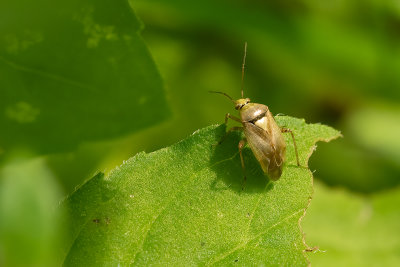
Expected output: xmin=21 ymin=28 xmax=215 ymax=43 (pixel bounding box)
xmin=240 ymin=102 xmax=286 ymax=180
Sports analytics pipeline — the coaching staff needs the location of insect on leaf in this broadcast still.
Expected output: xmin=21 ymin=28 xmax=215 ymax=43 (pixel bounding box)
xmin=62 ymin=116 xmax=341 ymax=266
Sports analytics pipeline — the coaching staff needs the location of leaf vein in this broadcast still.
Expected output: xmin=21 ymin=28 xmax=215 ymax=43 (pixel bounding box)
xmin=0 ymin=56 xmax=95 ymax=91
xmin=131 ymin=151 xmax=240 ymax=264
xmin=207 ymin=208 xmax=304 ymax=265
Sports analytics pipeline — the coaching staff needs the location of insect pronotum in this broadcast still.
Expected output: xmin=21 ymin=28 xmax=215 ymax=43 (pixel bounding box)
xmin=210 ymin=42 xmax=300 ymax=186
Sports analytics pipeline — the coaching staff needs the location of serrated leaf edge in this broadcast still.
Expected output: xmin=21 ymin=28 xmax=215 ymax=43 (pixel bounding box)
xmin=301 ymin=132 xmax=342 ymax=267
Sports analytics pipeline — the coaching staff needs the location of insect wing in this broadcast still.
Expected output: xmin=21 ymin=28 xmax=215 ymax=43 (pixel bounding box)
xmin=243 ymin=115 xmax=286 ymax=180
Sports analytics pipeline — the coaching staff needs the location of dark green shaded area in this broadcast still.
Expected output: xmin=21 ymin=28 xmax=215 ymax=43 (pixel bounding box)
xmin=0 ymin=0 xmax=170 ymax=156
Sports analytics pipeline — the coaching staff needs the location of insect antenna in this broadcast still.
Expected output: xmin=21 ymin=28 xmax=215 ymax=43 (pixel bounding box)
xmin=208 ymin=91 xmax=235 ymax=103
xmin=241 ymin=42 xmax=247 ymax=98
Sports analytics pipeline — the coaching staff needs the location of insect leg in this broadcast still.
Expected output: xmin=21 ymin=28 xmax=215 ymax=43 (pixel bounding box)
xmin=281 ymin=128 xmax=300 ymax=166
xmin=214 ymin=126 xmax=243 ymax=146
xmin=224 ymin=113 xmax=241 ymax=124
xmin=238 ymin=138 xmax=247 ymax=190
xmin=214 ymin=114 xmax=242 ymax=145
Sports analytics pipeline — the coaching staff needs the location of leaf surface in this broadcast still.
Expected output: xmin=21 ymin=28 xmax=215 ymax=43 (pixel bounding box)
xmin=63 ymin=117 xmax=340 ymax=265
xmin=0 ymin=0 xmax=169 ymax=155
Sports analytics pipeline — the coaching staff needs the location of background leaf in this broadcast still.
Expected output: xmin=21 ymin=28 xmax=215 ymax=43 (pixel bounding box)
xmin=303 ymin=182 xmax=400 ymax=266
xmin=0 ymin=156 xmax=64 ymax=266
xmin=0 ymin=0 xmax=170 ymax=156
xmin=310 ymin=103 xmax=400 ymax=193
xmin=62 ymin=117 xmax=340 ymax=265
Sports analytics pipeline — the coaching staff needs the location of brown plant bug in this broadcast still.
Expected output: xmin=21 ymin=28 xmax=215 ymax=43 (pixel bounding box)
xmin=210 ymin=42 xmax=300 ymax=187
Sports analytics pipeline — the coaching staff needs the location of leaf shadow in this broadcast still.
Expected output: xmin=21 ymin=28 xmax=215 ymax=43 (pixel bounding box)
xmin=209 ymin=125 xmax=272 ymax=194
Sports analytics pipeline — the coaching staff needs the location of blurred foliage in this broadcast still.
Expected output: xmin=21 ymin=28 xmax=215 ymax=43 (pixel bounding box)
xmin=303 ymin=182 xmax=400 ymax=266
xmin=0 ymin=0 xmax=169 ymax=156
xmin=0 ymin=156 xmax=64 ymax=266
xmin=1 ymin=0 xmax=400 ymax=265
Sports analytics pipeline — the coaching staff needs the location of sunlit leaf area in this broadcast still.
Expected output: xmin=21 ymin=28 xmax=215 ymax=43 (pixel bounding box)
xmin=1 ymin=0 xmax=399 ymax=266
xmin=62 ymin=119 xmax=339 ymax=266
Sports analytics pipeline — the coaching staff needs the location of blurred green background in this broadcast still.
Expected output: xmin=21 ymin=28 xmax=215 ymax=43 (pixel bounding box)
xmin=1 ymin=0 xmax=399 ymax=265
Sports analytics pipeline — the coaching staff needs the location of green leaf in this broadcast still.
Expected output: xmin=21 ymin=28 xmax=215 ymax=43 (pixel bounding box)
xmin=303 ymin=182 xmax=400 ymax=266
xmin=0 ymin=0 xmax=170 ymax=156
xmin=0 ymin=156 xmax=64 ymax=266
xmin=62 ymin=116 xmax=340 ymax=265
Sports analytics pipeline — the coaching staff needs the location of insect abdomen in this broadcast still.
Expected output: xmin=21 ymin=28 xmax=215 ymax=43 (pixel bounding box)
xmin=243 ymin=111 xmax=286 ymax=180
